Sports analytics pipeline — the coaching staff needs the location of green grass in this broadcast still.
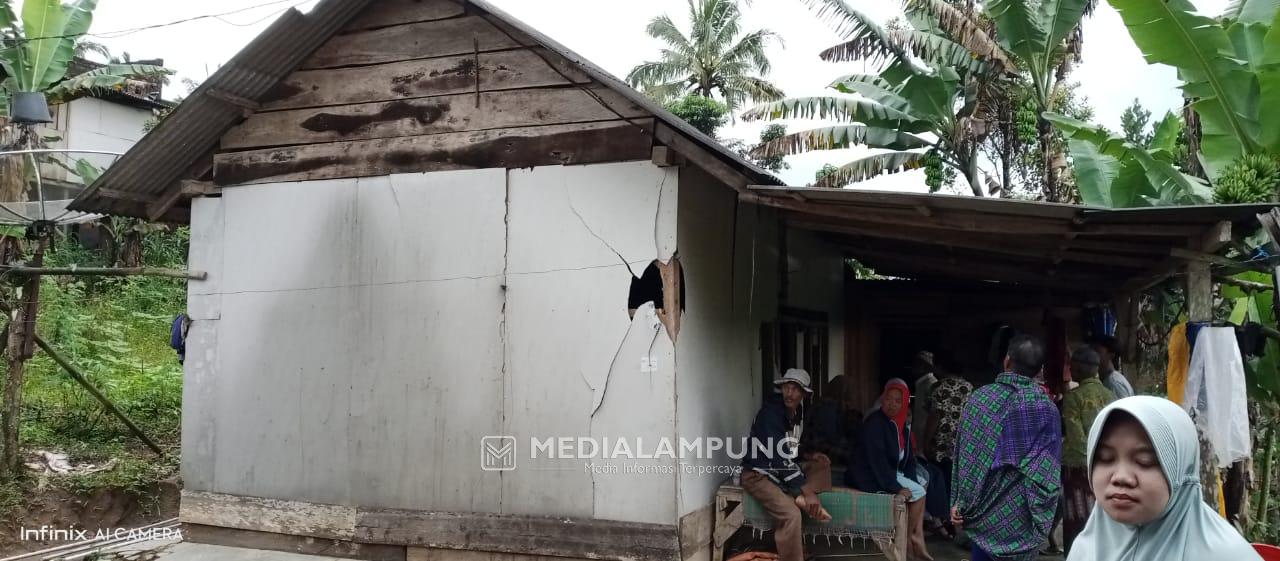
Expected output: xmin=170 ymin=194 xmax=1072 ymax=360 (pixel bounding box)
xmin=11 ymin=227 xmax=188 ymax=510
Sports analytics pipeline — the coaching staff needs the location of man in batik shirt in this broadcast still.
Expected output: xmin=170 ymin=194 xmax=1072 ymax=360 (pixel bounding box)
xmin=1060 ymin=346 xmax=1116 ymax=553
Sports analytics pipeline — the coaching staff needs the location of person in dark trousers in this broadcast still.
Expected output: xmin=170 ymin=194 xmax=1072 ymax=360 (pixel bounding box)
xmin=848 ymin=378 xmax=934 ymax=561
xmin=740 ymin=368 xmax=832 ymax=561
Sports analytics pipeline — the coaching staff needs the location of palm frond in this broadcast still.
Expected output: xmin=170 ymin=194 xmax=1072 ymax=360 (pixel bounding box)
xmin=645 ymin=14 xmax=696 ymax=58
xmin=721 ymin=29 xmax=782 ymax=76
xmin=46 ymin=63 xmax=171 ymax=101
xmin=751 ymin=125 xmax=931 ymax=159
xmin=721 ymin=75 xmax=785 ymax=107
xmin=73 ymin=39 xmax=111 ymax=60
xmin=698 ymin=0 xmax=743 ymax=55
xmin=902 ymin=0 xmax=1016 ymax=72
xmin=814 ymin=151 xmax=927 ymax=187
xmin=644 ymin=80 xmax=692 ymax=103
xmin=626 ymin=60 xmax=690 ymax=90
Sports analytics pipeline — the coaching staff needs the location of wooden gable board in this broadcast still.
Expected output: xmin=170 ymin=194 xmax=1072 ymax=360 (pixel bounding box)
xmin=213 ymin=0 xmax=658 ymax=186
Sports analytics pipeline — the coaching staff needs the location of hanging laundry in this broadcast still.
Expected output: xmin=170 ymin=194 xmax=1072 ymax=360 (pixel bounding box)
xmin=1081 ymin=305 xmax=1117 ymax=341
xmin=1167 ymin=323 xmax=1190 ymax=405
xmin=1235 ymin=322 xmax=1266 ymax=358
xmin=1184 ymin=327 xmax=1252 ymax=468
xmin=170 ymin=313 xmax=191 ymax=364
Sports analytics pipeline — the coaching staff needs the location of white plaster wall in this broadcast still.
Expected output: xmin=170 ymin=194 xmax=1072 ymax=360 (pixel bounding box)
xmin=785 ymin=228 xmax=846 ymax=380
xmin=672 ymin=167 xmax=779 ymax=519
xmin=502 ymin=162 xmax=679 ymax=525
xmin=65 ymin=97 xmax=151 ymax=170
xmin=185 ymin=161 xmax=682 ymax=526
xmin=182 ymin=170 xmax=507 ymax=511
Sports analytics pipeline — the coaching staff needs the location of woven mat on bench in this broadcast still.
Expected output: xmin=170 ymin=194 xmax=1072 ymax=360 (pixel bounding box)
xmin=742 ymin=486 xmax=897 ymax=540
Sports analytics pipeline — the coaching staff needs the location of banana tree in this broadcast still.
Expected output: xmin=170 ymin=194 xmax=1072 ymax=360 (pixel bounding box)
xmin=983 ymin=0 xmax=1096 ymax=201
xmin=744 ymin=0 xmax=1008 ymax=194
xmin=1108 ymin=0 xmax=1268 ymax=181
xmin=1046 ymin=112 xmax=1211 ymax=206
xmin=746 ymin=68 xmax=986 ymax=192
xmin=1050 ymin=0 xmax=1280 ymax=207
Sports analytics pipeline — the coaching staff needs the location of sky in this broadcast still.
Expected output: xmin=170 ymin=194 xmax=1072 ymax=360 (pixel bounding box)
xmin=83 ymin=0 xmax=1230 ymax=191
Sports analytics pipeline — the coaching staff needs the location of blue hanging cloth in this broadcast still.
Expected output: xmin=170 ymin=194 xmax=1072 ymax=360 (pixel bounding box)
xmin=170 ymin=313 xmax=190 ymax=364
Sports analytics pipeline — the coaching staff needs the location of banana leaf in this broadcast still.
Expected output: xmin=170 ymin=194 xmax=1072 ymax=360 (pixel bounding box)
xmin=20 ymin=0 xmax=61 ymax=91
xmin=38 ymin=0 xmax=96 ymax=91
xmin=814 ymin=151 xmax=927 ymax=187
xmin=1108 ymin=0 xmax=1261 ymax=177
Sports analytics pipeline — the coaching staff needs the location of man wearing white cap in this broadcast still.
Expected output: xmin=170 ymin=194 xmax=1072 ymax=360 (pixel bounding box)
xmin=740 ymin=368 xmax=833 ymax=561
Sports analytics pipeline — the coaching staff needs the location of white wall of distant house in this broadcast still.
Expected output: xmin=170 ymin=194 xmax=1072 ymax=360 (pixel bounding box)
xmin=38 ymin=97 xmax=152 ymax=185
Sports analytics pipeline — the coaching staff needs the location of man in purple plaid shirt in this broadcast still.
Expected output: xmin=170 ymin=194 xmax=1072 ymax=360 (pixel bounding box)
xmin=950 ymin=335 xmax=1063 ymax=561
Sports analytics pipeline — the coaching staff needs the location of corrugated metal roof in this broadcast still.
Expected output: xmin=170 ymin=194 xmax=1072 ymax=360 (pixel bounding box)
xmin=69 ymin=0 xmax=376 ymax=221
xmin=69 ymin=0 xmax=782 ymax=221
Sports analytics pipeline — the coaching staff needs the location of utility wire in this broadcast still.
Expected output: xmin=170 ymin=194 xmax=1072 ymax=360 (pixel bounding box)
xmin=4 ymin=0 xmax=312 ymax=44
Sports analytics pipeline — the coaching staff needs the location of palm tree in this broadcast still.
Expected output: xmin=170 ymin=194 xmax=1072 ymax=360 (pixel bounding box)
xmin=626 ymin=0 xmax=785 ymax=112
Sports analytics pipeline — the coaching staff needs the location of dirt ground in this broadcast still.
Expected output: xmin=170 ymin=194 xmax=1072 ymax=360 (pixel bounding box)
xmin=0 ymin=477 xmax=181 ymax=557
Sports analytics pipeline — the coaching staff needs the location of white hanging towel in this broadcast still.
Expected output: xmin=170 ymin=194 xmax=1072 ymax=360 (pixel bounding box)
xmin=1184 ymin=327 xmax=1252 ymax=468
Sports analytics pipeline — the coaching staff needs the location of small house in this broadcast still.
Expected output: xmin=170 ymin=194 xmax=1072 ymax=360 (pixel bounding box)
xmin=70 ymin=1 xmax=1272 ymax=560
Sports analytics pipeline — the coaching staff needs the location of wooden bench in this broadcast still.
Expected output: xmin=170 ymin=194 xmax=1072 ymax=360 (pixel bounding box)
xmin=712 ymin=484 xmax=908 ymax=561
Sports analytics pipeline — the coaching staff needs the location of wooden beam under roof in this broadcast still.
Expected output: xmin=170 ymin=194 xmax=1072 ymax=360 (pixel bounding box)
xmin=843 ymin=248 xmax=1114 ymax=291
xmin=744 ymin=192 xmax=1204 ymax=237
xmin=792 ymin=218 xmax=1160 ymax=269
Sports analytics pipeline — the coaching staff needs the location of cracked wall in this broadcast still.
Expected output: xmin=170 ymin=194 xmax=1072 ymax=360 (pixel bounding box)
xmin=502 ymin=162 xmax=679 ymax=525
xmin=182 ymin=161 xmax=681 ymax=526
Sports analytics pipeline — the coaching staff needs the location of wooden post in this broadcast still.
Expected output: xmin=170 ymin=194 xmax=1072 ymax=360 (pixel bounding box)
xmin=32 ymin=334 xmax=165 ymax=456
xmin=1184 ymin=222 xmax=1230 ymax=512
xmin=1 ymin=234 xmax=46 ymax=477
xmin=1187 ymin=261 xmax=1213 ymax=323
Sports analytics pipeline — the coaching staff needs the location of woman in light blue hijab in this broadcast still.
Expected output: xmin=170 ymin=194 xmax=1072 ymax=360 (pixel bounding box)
xmin=1066 ymin=396 xmax=1261 ymax=561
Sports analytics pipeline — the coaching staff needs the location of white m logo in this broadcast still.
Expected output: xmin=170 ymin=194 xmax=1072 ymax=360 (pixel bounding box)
xmin=481 ymin=436 xmax=516 ymax=471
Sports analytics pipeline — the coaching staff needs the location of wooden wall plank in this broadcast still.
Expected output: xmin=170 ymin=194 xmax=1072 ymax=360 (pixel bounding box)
xmin=179 ymin=490 xmax=358 ymax=541
xmin=305 ymin=16 xmax=521 ymax=69
xmin=214 ymin=119 xmax=655 ymax=186
xmin=263 ymin=49 xmax=590 ymax=111
xmin=225 ymin=87 xmax=648 ymax=149
xmin=183 ymin=524 xmax=408 ymax=561
xmin=344 ymin=0 xmax=465 ymax=32
xmin=408 ymin=548 xmax=592 ymax=561
xmin=356 ymin=509 xmax=680 ymax=561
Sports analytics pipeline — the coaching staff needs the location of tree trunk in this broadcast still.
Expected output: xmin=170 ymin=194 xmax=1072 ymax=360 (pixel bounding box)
xmin=1 ymin=236 xmax=46 ymax=479
xmin=1183 ymin=100 xmax=1206 ymax=179
xmin=120 ymin=228 xmax=144 ymax=268
xmin=1039 ymin=116 xmax=1061 ymax=202
xmin=963 ymin=146 xmax=982 ymax=197
xmin=1254 ymin=425 xmax=1274 ymax=540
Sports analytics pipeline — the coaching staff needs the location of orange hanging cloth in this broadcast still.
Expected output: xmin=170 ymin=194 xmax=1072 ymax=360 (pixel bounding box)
xmin=1167 ymin=322 xmax=1190 ymax=405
